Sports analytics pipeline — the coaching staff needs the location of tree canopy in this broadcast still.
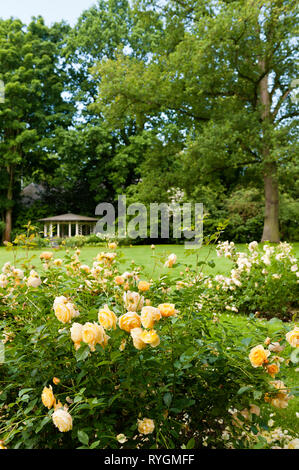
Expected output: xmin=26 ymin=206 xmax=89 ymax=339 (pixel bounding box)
xmin=0 ymin=0 xmax=298 ymax=242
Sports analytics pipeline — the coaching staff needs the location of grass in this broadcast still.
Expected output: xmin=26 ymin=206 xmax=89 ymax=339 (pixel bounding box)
xmin=1 ymin=242 xmax=298 ymax=436
xmin=1 ymin=243 xmax=298 ymax=278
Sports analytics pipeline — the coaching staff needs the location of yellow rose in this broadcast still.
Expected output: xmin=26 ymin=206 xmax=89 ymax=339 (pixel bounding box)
xmin=108 ymin=242 xmax=117 ymax=250
xmin=70 ymin=322 xmax=83 ymax=343
xmin=118 ymin=312 xmax=141 ymax=332
xmin=54 ymin=259 xmax=63 ymax=266
xmin=130 ymin=327 xmax=146 ymax=350
xmin=139 ymin=329 xmax=160 ymax=347
xmin=266 ymin=363 xmax=280 ymax=377
xmin=41 ymin=385 xmax=55 ymax=409
xmin=115 ymin=275 xmax=125 ymax=285
xmin=54 ymin=303 xmax=73 ymax=324
xmin=164 ymin=253 xmax=177 ymax=268
xmin=249 ymin=345 xmax=270 ymax=367
xmin=82 ymin=322 xmax=105 ymax=351
xmin=52 ymin=407 xmax=73 ymax=432
xmin=158 ymin=303 xmax=176 ymax=318
xmin=123 ymin=291 xmax=144 ymax=312
xmin=285 ymin=326 xmax=299 ymax=348
xmin=80 ymin=264 xmax=90 ymax=274
xmin=138 ymin=280 xmax=150 ymax=292
xmin=0 ymin=441 xmax=7 ymax=449
xmin=140 ymin=306 xmax=161 ymax=329
xmin=53 ymin=377 xmax=60 ymax=385
xmin=137 ymin=418 xmax=155 ymax=435
xmin=249 ymin=404 xmax=260 ymax=416
xmin=98 ymin=304 xmax=117 ymax=330
xmin=53 ymin=296 xmax=79 ymax=324
xmin=26 ymin=273 xmax=42 ymax=288
xmin=40 ymin=251 xmax=53 ymax=260
xmin=269 ymin=380 xmax=291 ymax=409
xmin=0 ymin=274 xmax=8 ymax=288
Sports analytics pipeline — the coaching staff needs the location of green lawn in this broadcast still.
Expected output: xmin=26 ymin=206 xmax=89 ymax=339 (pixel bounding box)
xmin=3 ymin=242 xmax=298 ymax=278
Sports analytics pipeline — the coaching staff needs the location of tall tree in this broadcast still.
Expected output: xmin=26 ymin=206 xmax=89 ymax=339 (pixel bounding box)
xmin=92 ymin=0 xmax=298 ymax=241
xmin=0 ymin=17 xmax=73 ymax=241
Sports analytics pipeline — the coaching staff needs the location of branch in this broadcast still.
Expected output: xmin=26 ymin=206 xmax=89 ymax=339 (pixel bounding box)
xmin=271 ymin=89 xmax=291 ymax=120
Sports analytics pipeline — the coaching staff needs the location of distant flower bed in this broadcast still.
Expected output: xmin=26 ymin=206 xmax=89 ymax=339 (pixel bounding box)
xmin=0 ymin=241 xmax=298 ymax=449
xmin=199 ymin=241 xmax=298 ymax=319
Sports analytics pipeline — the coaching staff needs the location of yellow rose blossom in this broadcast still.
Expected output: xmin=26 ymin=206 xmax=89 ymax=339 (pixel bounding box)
xmin=108 ymin=242 xmax=117 ymax=250
xmin=0 ymin=441 xmax=7 ymax=449
xmin=130 ymin=327 xmax=146 ymax=350
xmin=269 ymin=380 xmax=292 ymax=409
xmin=70 ymin=322 xmax=83 ymax=344
xmin=53 ymin=259 xmax=63 ymax=266
xmin=138 ymin=280 xmax=150 ymax=292
xmin=41 ymin=385 xmax=55 ymax=409
xmin=118 ymin=312 xmax=141 ymax=332
xmin=285 ymin=326 xmax=299 ymax=348
xmin=140 ymin=329 xmax=160 ymax=347
xmin=82 ymin=322 xmax=105 ymax=351
xmin=53 ymin=377 xmax=60 ymax=385
xmin=40 ymin=251 xmax=53 ymax=260
xmin=137 ymin=418 xmax=155 ymax=435
xmin=53 ymin=296 xmax=79 ymax=324
xmin=26 ymin=270 xmax=42 ymax=288
xmin=80 ymin=264 xmax=90 ymax=274
xmin=140 ymin=306 xmax=161 ymax=329
xmin=0 ymin=274 xmax=8 ymax=288
xmin=54 ymin=303 xmax=72 ymax=323
xmin=266 ymin=363 xmax=280 ymax=377
xmin=249 ymin=345 xmax=270 ymax=367
xmin=164 ymin=253 xmax=177 ymax=268
xmin=158 ymin=303 xmax=176 ymax=318
xmin=114 ymin=275 xmax=125 ymax=285
xmin=123 ymin=291 xmax=144 ymax=312
xmin=98 ymin=304 xmax=117 ymax=330
xmin=52 ymin=407 xmax=73 ymax=432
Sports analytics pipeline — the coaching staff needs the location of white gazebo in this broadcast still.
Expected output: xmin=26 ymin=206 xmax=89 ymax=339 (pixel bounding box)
xmin=39 ymin=213 xmax=98 ymax=238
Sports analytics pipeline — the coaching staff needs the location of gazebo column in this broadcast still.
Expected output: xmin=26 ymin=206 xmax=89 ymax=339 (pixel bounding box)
xmin=44 ymin=224 xmax=47 ymax=238
xmin=68 ymin=223 xmax=72 ymax=237
xmin=75 ymin=222 xmax=79 ymax=236
xmin=49 ymin=223 xmax=53 ymax=238
xmin=57 ymin=223 xmax=60 ymax=237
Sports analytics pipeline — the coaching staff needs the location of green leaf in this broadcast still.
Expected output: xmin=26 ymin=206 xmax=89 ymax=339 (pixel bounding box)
xmin=163 ymin=392 xmax=173 ymax=407
xmin=253 ymin=390 xmax=262 ymax=400
xmin=290 ymin=349 xmax=299 ymax=364
xmin=35 ymin=416 xmax=51 ymax=434
xmin=186 ymin=437 xmax=195 ymax=449
xmin=75 ymin=344 xmax=90 ymax=362
xmin=78 ymin=430 xmax=89 ymax=446
xmin=237 ymin=385 xmax=253 ymax=395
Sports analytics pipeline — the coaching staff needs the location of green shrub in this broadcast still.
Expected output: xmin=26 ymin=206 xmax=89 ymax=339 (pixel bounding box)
xmin=0 ymin=245 xmax=298 ymax=449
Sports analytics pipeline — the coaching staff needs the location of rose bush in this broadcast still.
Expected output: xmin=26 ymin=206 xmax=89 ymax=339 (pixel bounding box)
xmin=0 ymin=243 xmax=298 ymax=449
xmin=200 ymin=241 xmax=298 ymax=319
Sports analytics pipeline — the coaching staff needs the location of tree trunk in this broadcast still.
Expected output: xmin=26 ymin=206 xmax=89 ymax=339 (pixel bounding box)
xmin=261 ymin=161 xmax=280 ymax=242
xmin=3 ymin=165 xmax=14 ymax=243
xmin=259 ymin=59 xmax=280 ymax=242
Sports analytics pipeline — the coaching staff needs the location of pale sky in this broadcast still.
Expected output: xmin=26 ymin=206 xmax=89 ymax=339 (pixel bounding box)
xmin=0 ymin=0 xmax=97 ymax=26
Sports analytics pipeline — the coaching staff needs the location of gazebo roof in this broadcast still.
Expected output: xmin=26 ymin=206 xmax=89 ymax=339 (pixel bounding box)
xmin=38 ymin=213 xmax=98 ymax=222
